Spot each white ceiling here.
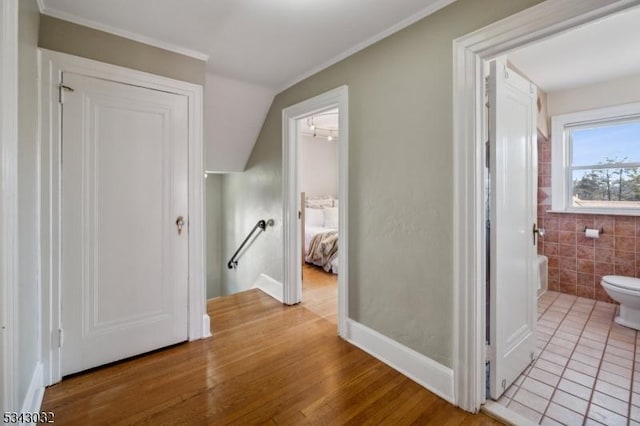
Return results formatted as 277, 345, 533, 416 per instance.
508, 6, 640, 93
40, 0, 456, 90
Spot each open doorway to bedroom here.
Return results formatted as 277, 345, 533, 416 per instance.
298, 109, 339, 324
282, 85, 348, 335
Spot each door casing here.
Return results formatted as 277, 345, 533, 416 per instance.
282, 86, 349, 336
452, 0, 640, 413
0, 0, 19, 412
39, 48, 209, 386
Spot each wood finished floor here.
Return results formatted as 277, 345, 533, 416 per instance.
40, 272, 501, 425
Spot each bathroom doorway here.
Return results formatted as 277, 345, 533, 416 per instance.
451, 0, 640, 418
477, 4, 640, 425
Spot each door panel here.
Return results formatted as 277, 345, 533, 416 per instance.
489, 59, 538, 399
61, 72, 189, 376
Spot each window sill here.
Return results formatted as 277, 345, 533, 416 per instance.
546, 209, 640, 217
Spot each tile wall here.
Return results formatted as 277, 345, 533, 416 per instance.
537, 136, 640, 302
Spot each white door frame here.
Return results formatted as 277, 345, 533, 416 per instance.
452, 0, 640, 412
0, 0, 19, 412
282, 86, 349, 336
39, 49, 210, 386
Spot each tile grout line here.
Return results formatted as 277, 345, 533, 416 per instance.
582, 304, 618, 426
537, 296, 597, 423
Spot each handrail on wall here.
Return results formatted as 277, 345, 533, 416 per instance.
227, 219, 268, 269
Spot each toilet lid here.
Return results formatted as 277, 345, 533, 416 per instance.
602, 275, 640, 291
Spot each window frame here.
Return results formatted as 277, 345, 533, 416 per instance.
551, 101, 640, 216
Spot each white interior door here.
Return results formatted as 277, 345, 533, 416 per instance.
61, 72, 189, 376
488, 59, 538, 399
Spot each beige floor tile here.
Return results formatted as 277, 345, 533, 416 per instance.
567, 359, 598, 377
521, 377, 555, 399
557, 378, 592, 401
570, 351, 600, 367
606, 345, 634, 360
546, 342, 574, 358
575, 343, 604, 359
631, 404, 640, 422
507, 400, 542, 423
550, 337, 576, 351
564, 368, 596, 388
546, 402, 585, 425
588, 403, 628, 426
536, 358, 565, 376
540, 416, 563, 426
595, 379, 630, 402
551, 389, 589, 415
600, 360, 632, 378
540, 350, 569, 367
512, 387, 549, 414
591, 391, 630, 416
529, 367, 561, 387
599, 369, 632, 389
603, 351, 634, 369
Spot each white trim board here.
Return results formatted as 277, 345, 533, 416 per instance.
0, 0, 19, 413
19, 363, 44, 416
282, 86, 349, 337
345, 319, 455, 403
253, 274, 284, 303
39, 48, 209, 386
38, 6, 209, 61
452, 0, 640, 413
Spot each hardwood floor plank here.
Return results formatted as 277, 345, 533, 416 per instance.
40, 286, 500, 425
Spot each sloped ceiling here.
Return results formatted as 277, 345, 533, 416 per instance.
40, 0, 457, 90
39, 0, 457, 171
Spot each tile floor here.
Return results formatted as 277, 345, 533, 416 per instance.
497, 291, 640, 425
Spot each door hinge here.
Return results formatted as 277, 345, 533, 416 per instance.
485, 343, 490, 362
58, 328, 64, 348
501, 379, 506, 390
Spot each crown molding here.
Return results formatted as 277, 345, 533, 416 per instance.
38, 4, 209, 61
276, 0, 457, 93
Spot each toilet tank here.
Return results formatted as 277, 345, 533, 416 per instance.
537, 255, 548, 296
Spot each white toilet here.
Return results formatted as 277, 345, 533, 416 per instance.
601, 275, 640, 330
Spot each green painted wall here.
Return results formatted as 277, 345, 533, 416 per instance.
221, 0, 544, 367
38, 15, 205, 85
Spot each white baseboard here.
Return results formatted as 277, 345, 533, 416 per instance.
202, 314, 212, 338
253, 273, 283, 303
19, 362, 44, 423
345, 319, 455, 403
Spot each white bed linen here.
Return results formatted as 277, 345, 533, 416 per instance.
304, 225, 339, 274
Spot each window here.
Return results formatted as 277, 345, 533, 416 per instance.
551, 103, 640, 215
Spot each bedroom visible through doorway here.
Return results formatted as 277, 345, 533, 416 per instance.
298, 110, 339, 324
282, 85, 348, 335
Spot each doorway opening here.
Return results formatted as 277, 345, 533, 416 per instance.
453, 0, 640, 418
297, 109, 339, 324
482, 6, 640, 424
282, 86, 348, 336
